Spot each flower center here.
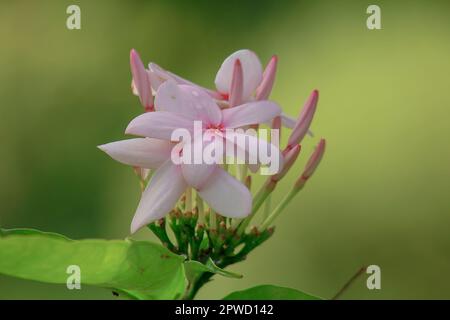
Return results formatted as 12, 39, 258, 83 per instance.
205, 123, 225, 132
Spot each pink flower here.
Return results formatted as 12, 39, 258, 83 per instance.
127, 80, 284, 172
146, 50, 314, 133
147, 49, 277, 104
99, 137, 253, 233
100, 81, 283, 233
131, 48, 314, 136
126, 80, 282, 149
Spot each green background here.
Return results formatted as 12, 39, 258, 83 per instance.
1, 0, 449, 299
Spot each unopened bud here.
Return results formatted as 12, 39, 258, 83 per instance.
272, 144, 301, 182
130, 49, 153, 111
256, 55, 278, 100
287, 90, 319, 148
295, 139, 326, 189
229, 59, 243, 107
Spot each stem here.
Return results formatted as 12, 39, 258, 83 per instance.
183, 272, 215, 300
245, 175, 252, 190
237, 179, 275, 235
231, 218, 242, 229
183, 229, 275, 300
209, 209, 217, 230
263, 193, 272, 220
236, 164, 248, 182
185, 188, 192, 213
260, 187, 299, 230
236, 164, 242, 180
196, 193, 205, 224
332, 267, 367, 300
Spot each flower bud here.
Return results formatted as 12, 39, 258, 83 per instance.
229, 59, 243, 108
295, 139, 326, 189
130, 49, 153, 111
287, 90, 318, 148
271, 115, 282, 145
256, 55, 278, 100
271, 144, 301, 182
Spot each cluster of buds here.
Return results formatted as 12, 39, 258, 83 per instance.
99, 49, 326, 277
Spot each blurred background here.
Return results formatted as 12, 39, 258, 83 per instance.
1, 0, 449, 299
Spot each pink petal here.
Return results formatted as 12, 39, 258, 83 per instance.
98, 138, 172, 169
131, 160, 187, 233
215, 49, 263, 100
154, 80, 198, 118
222, 101, 281, 129
155, 81, 222, 126
130, 49, 153, 110
255, 55, 278, 100
181, 163, 216, 190
287, 90, 319, 148
179, 138, 217, 189
210, 131, 260, 173
126, 111, 195, 141
228, 59, 243, 108
149, 62, 222, 99
223, 132, 284, 175
147, 64, 167, 92
179, 85, 222, 126
198, 167, 252, 218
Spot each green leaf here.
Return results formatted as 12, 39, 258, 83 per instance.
0, 228, 186, 299
0, 228, 70, 240
223, 285, 321, 300
185, 258, 242, 283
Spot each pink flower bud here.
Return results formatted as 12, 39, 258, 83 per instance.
295, 139, 326, 189
272, 115, 282, 144
130, 49, 153, 111
271, 144, 301, 182
287, 90, 319, 148
229, 59, 243, 108
256, 55, 278, 101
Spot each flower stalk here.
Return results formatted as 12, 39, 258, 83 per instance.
185, 188, 192, 213
260, 187, 300, 230
261, 138, 326, 229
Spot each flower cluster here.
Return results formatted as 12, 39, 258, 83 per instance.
99, 49, 325, 278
